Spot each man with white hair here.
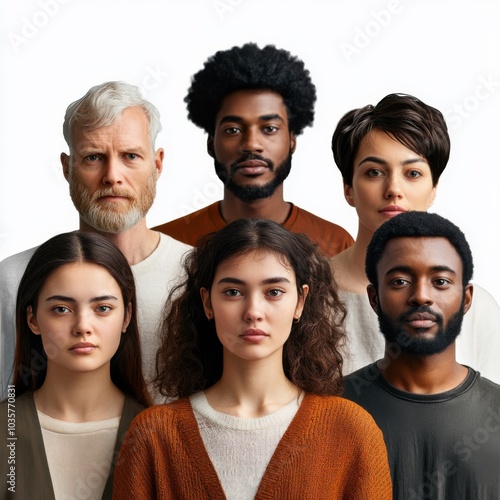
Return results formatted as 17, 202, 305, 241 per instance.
0, 81, 190, 399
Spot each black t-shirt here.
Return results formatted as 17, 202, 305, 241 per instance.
344, 364, 500, 500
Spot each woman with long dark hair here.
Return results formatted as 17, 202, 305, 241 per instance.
0, 231, 150, 499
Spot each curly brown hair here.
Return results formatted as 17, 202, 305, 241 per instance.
155, 219, 346, 399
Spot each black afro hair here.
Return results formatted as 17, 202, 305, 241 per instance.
185, 43, 316, 136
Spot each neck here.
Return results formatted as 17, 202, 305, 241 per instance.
34, 364, 124, 422
377, 343, 469, 394
79, 218, 159, 266
331, 222, 374, 293
219, 187, 291, 224
204, 350, 299, 418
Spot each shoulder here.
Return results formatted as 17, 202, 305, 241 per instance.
127, 398, 192, 432
0, 246, 38, 283
156, 233, 193, 256
151, 203, 222, 246
286, 205, 354, 257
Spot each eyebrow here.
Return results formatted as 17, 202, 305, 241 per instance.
45, 295, 119, 303
357, 156, 427, 168
384, 265, 457, 276
216, 277, 291, 286
218, 114, 285, 126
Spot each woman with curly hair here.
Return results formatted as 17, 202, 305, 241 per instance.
113, 219, 391, 499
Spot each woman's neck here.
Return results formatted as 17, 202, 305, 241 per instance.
34, 365, 124, 422
204, 353, 300, 418
331, 223, 374, 294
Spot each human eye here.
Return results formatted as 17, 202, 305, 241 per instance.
85, 154, 101, 162
263, 125, 279, 134
390, 278, 411, 288
52, 305, 71, 314
365, 168, 384, 178
95, 304, 113, 314
266, 288, 285, 298
223, 288, 242, 297
406, 169, 423, 179
224, 127, 241, 135
433, 278, 452, 288
125, 152, 138, 160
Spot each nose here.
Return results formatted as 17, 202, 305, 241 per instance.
102, 157, 124, 186
243, 295, 264, 323
384, 174, 403, 200
408, 280, 433, 307
72, 311, 93, 337
240, 128, 264, 154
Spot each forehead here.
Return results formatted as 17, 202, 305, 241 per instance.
71, 106, 150, 148
355, 129, 422, 161
377, 236, 463, 278
216, 89, 288, 123
214, 250, 295, 279
39, 262, 121, 295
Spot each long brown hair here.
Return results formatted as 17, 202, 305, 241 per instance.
13, 231, 151, 407
155, 218, 346, 399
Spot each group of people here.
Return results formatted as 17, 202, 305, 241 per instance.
1, 42, 499, 499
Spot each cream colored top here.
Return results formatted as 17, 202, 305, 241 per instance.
38, 411, 120, 499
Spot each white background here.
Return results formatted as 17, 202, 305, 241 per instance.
1, 0, 499, 303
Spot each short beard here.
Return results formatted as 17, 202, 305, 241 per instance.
378, 300, 465, 356
69, 170, 156, 233
213, 152, 292, 202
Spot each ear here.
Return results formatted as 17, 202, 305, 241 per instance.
428, 182, 438, 208
154, 148, 164, 178
344, 182, 355, 208
294, 284, 309, 320
200, 288, 213, 319
462, 283, 473, 315
27, 306, 41, 335
289, 133, 297, 154
61, 152, 71, 181
122, 303, 132, 333
207, 136, 215, 158
367, 284, 379, 314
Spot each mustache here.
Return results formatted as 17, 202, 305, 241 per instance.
399, 305, 443, 325
230, 154, 274, 173
92, 188, 134, 201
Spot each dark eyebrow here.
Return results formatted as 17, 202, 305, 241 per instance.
385, 265, 457, 276
218, 114, 285, 126
45, 295, 119, 303
216, 277, 291, 286
357, 156, 427, 168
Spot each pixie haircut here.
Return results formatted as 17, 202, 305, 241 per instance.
62, 81, 162, 150
365, 211, 473, 289
185, 43, 317, 136
13, 232, 151, 407
332, 93, 450, 186
155, 218, 346, 398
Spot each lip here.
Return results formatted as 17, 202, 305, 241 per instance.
239, 328, 269, 343
235, 160, 269, 175
69, 342, 97, 354
406, 312, 437, 329
379, 205, 407, 218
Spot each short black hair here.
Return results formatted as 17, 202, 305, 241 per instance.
185, 43, 316, 136
332, 93, 450, 186
365, 211, 473, 288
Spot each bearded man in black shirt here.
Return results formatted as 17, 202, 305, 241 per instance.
344, 211, 500, 500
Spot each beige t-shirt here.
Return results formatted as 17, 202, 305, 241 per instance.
38, 411, 120, 499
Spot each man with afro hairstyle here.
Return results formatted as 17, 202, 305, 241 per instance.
153, 43, 353, 257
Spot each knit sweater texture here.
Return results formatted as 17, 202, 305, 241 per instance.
113, 393, 392, 499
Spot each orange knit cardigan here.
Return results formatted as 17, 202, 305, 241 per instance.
113, 393, 392, 499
